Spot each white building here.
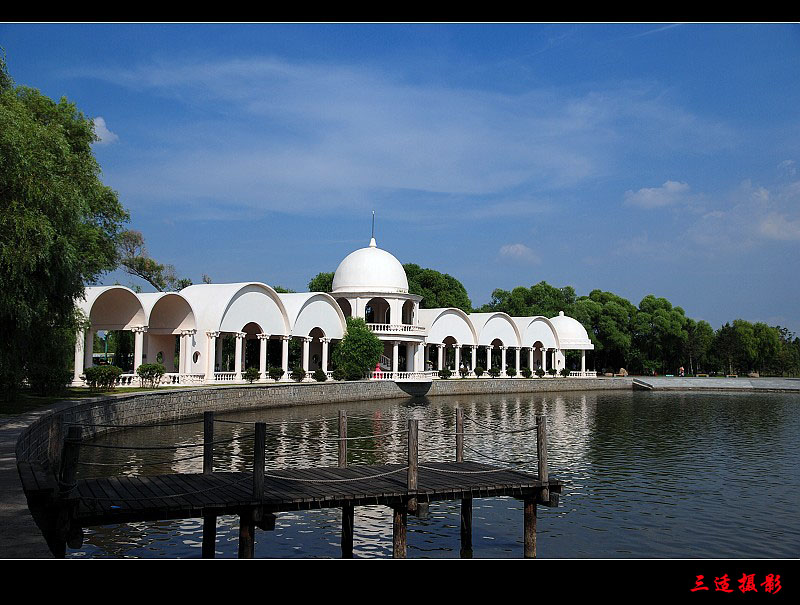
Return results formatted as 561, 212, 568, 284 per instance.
72, 237, 594, 385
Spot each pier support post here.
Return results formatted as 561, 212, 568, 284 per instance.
456, 407, 473, 557
238, 422, 266, 559
51, 425, 82, 558
524, 496, 537, 558
536, 414, 549, 504
342, 503, 354, 558
202, 411, 216, 558
338, 410, 347, 468
238, 513, 255, 559
407, 419, 418, 513
392, 506, 407, 558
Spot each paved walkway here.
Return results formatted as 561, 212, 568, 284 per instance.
632, 376, 800, 392
0, 408, 59, 558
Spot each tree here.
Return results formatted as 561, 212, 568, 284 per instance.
403, 264, 472, 311
476, 281, 576, 317
308, 272, 334, 293
332, 317, 384, 380
118, 230, 191, 291
0, 57, 129, 399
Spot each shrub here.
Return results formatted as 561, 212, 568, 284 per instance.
438, 368, 452, 379
459, 367, 469, 378
474, 366, 485, 378
136, 363, 166, 389
332, 367, 347, 381
313, 368, 327, 382
506, 367, 517, 378
548, 368, 557, 377
268, 366, 284, 382
535, 368, 545, 378
560, 367, 571, 377
332, 317, 384, 380
84, 365, 123, 391
488, 366, 501, 378
290, 366, 306, 382
521, 367, 532, 379
243, 367, 260, 383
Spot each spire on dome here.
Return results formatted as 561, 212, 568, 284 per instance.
370, 210, 376, 247
369, 237, 377, 248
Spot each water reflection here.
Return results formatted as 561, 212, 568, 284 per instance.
70, 390, 800, 559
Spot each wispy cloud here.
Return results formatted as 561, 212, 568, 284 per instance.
624, 181, 691, 208
499, 243, 540, 264
72, 56, 734, 219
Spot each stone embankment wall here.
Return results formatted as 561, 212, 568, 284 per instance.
16, 378, 633, 469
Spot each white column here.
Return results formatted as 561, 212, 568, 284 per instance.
132, 326, 147, 373
321, 338, 330, 372
258, 333, 270, 381
302, 336, 312, 374
486, 345, 492, 371
454, 344, 461, 373
500, 346, 507, 376
84, 328, 94, 370
581, 350, 586, 374
543, 348, 548, 374
281, 336, 290, 380
515, 347, 521, 372
234, 332, 245, 380
216, 335, 224, 370
72, 330, 86, 385
529, 347, 535, 370
206, 331, 220, 383
437, 344, 444, 370
406, 343, 413, 372
471, 345, 477, 372
392, 341, 400, 373
182, 330, 196, 374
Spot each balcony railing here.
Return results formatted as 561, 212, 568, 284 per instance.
366, 323, 426, 334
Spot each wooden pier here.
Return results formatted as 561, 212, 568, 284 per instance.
19, 409, 561, 559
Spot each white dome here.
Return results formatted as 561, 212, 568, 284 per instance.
549, 311, 593, 349
332, 238, 409, 294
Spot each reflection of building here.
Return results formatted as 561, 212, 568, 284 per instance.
72, 236, 593, 385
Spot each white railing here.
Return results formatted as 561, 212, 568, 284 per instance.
568, 371, 598, 378
213, 372, 238, 382
366, 323, 426, 334
368, 370, 437, 381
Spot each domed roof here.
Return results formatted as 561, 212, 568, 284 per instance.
332, 238, 409, 294
549, 311, 594, 349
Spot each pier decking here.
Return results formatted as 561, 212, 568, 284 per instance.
20, 409, 561, 559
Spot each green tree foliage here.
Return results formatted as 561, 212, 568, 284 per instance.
572, 290, 637, 372
272, 286, 296, 293
403, 264, 472, 311
476, 281, 576, 317
332, 317, 384, 380
118, 230, 191, 291
631, 295, 688, 374
308, 272, 334, 293
0, 57, 129, 399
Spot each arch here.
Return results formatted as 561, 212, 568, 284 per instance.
83, 286, 146, 330
281, 293, 346, 340
365, 297, 391, 324
144, 293, 196, 335
470, 312, 521, 347
402, 300, 414, 325
337, 298, 352, 318
515, 316, 559, 350
217, 284, 289, 335
419, 308, 477, 345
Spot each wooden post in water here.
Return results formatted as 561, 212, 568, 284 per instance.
239, 422, 266, 559
536, 414, 549, 504
392, 506, 407, 558
339, 410, 354, 558
202, 411, 216, 559
53, 425, 82, 558
338, 409, 347, 468
456, 407, 472, 556
407, 419, 418, 514
523, 496, 537, 558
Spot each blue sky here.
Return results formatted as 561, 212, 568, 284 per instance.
3, 23, 800, 333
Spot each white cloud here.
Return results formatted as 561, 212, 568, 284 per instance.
624, 180, 690, 208
92, 117, 119, 145
499, 243, 540, 264
758, 212, 800, 241
778, 159, 797, 178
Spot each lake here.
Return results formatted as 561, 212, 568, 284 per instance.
67, 389, 800, 559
